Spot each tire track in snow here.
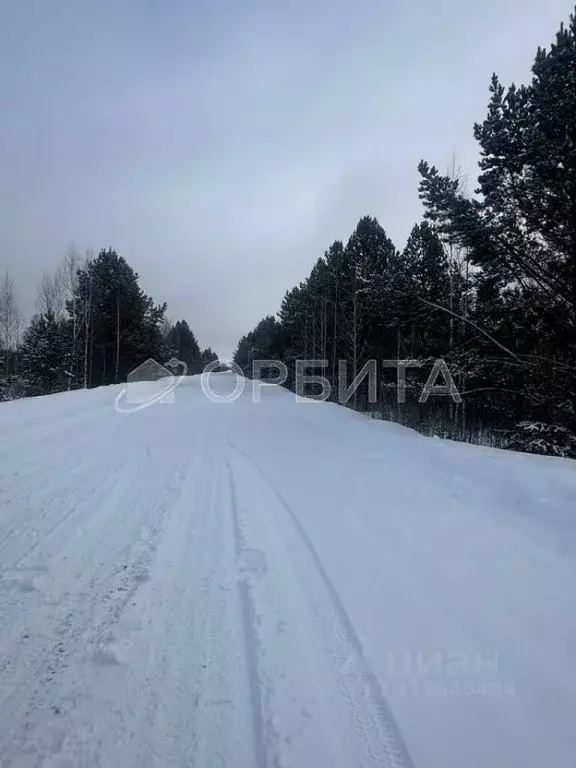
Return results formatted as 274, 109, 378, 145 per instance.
60, 453, 255, 768
0, 454, 193, 764
227, 460, 269, 768
228, 443, 416, 768
0, 448, 123, 571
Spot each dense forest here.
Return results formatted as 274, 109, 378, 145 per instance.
0, 247, 217, 400
234, 10, 576, 458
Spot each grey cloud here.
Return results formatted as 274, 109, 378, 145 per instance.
0, 0, 570, 358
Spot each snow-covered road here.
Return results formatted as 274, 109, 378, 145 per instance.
1, 375, 576, 767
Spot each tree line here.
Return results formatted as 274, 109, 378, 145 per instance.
234, 9, 576, 458
0, 247, 217, 400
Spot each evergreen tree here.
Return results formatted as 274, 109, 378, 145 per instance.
417, 8, 576, 453
199, 347, 218, 370
339, 219, 395, 405
166, 319, 202, 373
69, 248, 166, 388
20, 312, 73, 396
234, 316, 282, 379
401, 222, 451, 358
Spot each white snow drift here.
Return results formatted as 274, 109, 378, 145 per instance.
0, 375, 575, 767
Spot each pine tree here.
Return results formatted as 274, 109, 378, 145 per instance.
199, 347, 218, 370
417, 8, 576, 453
20, 312, 73, 396
69, 248, 166, 388
401, 222, 451, 358
166, 320, 202, 373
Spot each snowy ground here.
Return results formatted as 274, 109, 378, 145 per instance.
1, 374, 575, 768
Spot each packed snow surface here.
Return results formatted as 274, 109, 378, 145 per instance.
1, 374, 575, 767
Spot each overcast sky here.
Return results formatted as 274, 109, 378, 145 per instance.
0, 0, 571, 359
